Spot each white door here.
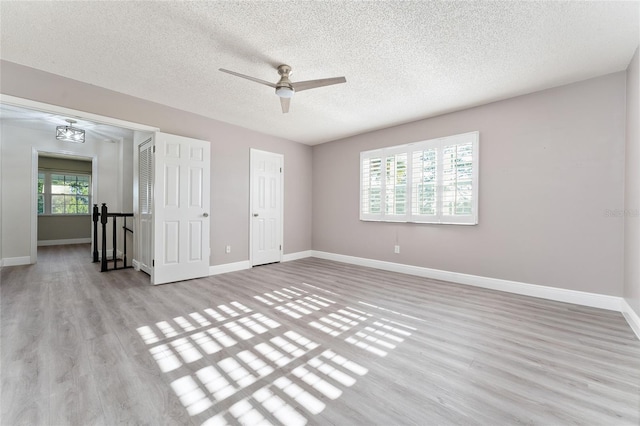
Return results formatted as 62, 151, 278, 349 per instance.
137, 137, 153, 275
250, 149, 283, 266
153, 132, 210, 285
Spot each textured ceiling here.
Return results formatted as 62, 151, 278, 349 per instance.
1, 1, 638, 145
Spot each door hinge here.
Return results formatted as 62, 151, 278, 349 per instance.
279, 245, 282, 251
153, 146, 156, 153
152, 259, 155, 266
280, 167, 282, 173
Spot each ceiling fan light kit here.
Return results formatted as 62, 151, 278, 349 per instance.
219, 64, 346, 113
275, 87, 295, 98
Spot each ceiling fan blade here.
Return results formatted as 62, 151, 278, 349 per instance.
219, 68, 277, 88
291, 76, 346, 92
280, 97, 290, 114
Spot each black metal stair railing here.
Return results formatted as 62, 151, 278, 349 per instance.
92, 203, 134, 272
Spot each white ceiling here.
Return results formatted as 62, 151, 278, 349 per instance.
0, 103, 134, 144
1, 1, 638, 145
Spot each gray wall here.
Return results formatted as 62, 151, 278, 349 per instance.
624, 47, 640, 317
37, 155, 92, 242
0, 60, 313, 266
313, 72, 626, 296
38, 216, 91, 241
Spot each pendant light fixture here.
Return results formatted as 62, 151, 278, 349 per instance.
56, 119, 85, 143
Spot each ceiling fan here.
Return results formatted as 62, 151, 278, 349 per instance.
219, 64, 346, 113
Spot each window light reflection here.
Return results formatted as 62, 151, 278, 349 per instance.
156, 321, 178, 338
170, 375, 212, 416
253, 387, 307, 426
171, 337, 203, 363
204, 308, 226, 322
196, 366, 236, 402
137, 288, 418, 426
136, 326, 159, 344
291, 366, 342, 400
190, 331, 222, 355
189, 312, 211, 327
224, 321, 255, 340
173, 316, 196, 332
273, 376, 325, 414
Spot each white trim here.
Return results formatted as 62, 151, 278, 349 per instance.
0, 259, 4, 268
622, 299, 640, 340
32, 149, 98, 265
209, 260, 252, 276
38, 238, 91, 246
283, 250, 313, 262
3, 256, 31, 267
311, 251, 623, 312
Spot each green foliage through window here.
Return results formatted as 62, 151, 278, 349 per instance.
38, 171, 91, 215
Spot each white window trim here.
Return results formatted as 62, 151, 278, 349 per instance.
38, 169, 92, 216
360, 131, 479, 225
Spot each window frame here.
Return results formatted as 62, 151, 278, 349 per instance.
360, 131, 479, 225
37, 169, 92, 216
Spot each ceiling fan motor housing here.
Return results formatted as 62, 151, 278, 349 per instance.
276, 64, 295, 98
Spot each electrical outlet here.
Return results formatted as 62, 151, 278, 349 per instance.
394, 245, 400, 254
225, 245, 231, 254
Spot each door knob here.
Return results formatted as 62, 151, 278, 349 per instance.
203, 213, 209, 217
253, 213, 259, 217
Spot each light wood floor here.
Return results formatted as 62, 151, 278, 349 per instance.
2, 244, 639, 426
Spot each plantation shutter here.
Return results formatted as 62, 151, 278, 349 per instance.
360, 131, 478, 225
439, 133, 478, 224
410, 147, 438, 223
360, 151, 383, 220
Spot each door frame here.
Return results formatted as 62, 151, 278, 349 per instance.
249, 148, 284, 266
30, 149, 98, 264
1, 94, 159, 264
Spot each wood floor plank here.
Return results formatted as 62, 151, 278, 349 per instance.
2, 245, 639, 425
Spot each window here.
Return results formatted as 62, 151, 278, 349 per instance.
38, 170, 91, 215
360, 131, 478, 224
37, 172, 45, 214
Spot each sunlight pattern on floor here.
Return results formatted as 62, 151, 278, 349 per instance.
344, 317, 415, 357
309, 307, 372, 337
200, 348, 368, 426
137, 284, 417, 426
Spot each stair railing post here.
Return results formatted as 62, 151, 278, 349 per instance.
101, 203, 108, 272
123, 217, 128, 268
92, 204, 99, 263
112, 213, 118, 269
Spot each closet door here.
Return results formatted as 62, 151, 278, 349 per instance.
137, 137, 154, 275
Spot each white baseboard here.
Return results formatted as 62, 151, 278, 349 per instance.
205, 251, 310, 277
311, 251, 623, 312
2, 256, 31, 267
283, 250, 313, 262
209, 260, 252, 276
622, 299, 640, 340
37, 238, 91, 246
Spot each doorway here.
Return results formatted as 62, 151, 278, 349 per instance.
0, 94, 158, 266
33, 152, 96, 258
